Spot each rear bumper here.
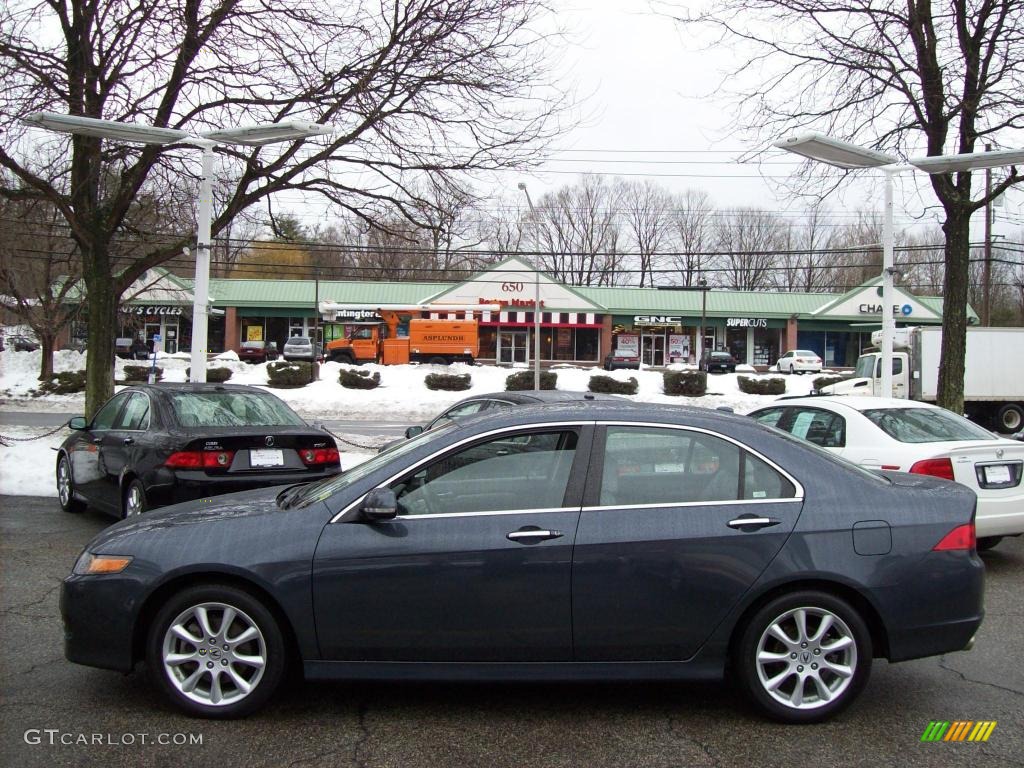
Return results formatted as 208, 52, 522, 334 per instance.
975, 496, 1024, 537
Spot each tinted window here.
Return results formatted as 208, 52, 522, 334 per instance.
600, 427, 741, 505
752, 408, 785, 428
874, 357, 903, 377
91, 392, 131, 430
743, 452, 795, 500
115, 393, 151, 431
169, 391, 307, 427
391, 430, 578, 516
786, 408, 846, 448
862, 408, 994, 443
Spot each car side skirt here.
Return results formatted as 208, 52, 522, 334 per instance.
304, 659, 724, 682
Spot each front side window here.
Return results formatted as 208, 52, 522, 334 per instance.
391, 430, 579, 516
599, 426, 793, 506
786, 408, 846, 448
862, 408, 994, 443
91, 392, 131, 430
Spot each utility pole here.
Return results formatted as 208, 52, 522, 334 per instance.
982, 144, 993, 326
517, 182, 542, 391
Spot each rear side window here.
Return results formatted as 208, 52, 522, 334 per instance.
170, 392, 307, 427
752, 408, 786, 429
115, 393, 151, 431
787, 408, 846, 448
598, 426, 794, 507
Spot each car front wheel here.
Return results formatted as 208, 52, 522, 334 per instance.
56, 455, 85, 513
735, 590, 872, 723
123, 480, 148, 518
147, 584, 286, 719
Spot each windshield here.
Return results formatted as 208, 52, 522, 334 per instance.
289, 420, 460, 508
170, 391, 307, 427
854, 355, 875, 379
862, 407, 995, 443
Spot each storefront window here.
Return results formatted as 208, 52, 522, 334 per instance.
726, 327, 747, 363
753, 327, 778, 367
553, 328, 575, 361
575, 328, 599, 361
479, 328, 497, 359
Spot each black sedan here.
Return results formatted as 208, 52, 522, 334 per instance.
56, 383, 341, 518
62, 401, 983, 723
701, 349, 737, 373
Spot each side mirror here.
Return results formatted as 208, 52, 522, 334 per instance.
360, 487, 398, 521
68, 417, 88, 430
405, 425, 424, 439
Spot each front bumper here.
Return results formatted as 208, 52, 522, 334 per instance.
61, 574, 142, 672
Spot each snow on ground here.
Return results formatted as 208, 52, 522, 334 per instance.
1, 349, 829, 497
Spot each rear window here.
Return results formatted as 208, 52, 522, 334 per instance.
287, 337, 312, 345
862, 408, 994, 443
795, 350, 818, 357
169, 391, 307, 427
711, 352, 732, 359
241, 341, 263, 349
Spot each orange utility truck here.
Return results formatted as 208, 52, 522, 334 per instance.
322, 306, 487, 366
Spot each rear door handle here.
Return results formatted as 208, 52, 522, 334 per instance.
727, 516, 780, 530
507, 529, 563, 544
92, 436, 103, 444
123, 437, 135, 445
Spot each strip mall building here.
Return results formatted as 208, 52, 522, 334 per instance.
71, 257, 961, 369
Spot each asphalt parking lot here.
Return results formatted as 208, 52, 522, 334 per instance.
1, 495, 1021, 768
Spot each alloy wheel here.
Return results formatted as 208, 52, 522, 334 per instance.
125, 484, 145, 516
57, 458, 72, 507
161, 602, 267, 707
754, 606, 858, 710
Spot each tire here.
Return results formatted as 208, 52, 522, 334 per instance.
147, 584, 286, 719
995, 403, 1024, 434
56, 454, 85, 514
122, 479, 148, 518
734, 590, 872, 723
977, 536, 1003, 552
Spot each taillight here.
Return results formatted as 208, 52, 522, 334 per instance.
909, 457, 955, 481
299, 448, 340, 466
165, 450, 234, 469
933, 522, 976, 551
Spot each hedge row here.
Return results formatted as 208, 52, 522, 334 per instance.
36, 370, 87, 395
425, 373, 472, 391
184, 366, 233, 383
812, 374, 848, 391
737, 375, 786, 395
123, 365, 162, 382
505, 370, 557, 390
588, 375, 638, 395
339, 369, 381, 389
662, 370, 707, 396
267, 361, 318, 388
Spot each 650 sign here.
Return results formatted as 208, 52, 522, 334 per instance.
501, 282, 524, 292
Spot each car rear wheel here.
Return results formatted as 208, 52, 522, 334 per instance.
148, 584, 285, 719
123, 480, 148, 518
977, 536, 1003, 551
56, 455, 85, 513
735, 591, 872, 723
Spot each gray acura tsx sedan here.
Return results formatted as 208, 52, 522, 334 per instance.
61, 401, 984, 723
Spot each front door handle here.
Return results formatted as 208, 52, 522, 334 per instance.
727, 516, 780, 531
507, 529, 563, 544
123, 437, 135, 445
92, 436, 103, 444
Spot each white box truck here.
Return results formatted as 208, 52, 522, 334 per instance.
823, 326, 1024, 433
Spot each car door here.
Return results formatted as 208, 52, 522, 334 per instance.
72, 391, 132, 511
98, 392, 154, 510
572, 424, 804, 661
312, 425, 590, 662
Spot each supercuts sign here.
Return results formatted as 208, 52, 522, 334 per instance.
634, 315, 683, 326
726, 317, 767, 328
120, 305, 184, 316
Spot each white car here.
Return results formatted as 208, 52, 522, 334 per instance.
748, 396, 1024, 549
775, 349, 823, 374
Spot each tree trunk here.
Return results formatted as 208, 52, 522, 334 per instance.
936, 212, 972, 414
37, 332, 55, 381
83, 259, 119, 419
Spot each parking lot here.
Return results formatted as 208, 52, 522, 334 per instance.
1, 495, 1021, 768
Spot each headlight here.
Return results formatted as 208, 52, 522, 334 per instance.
73, 552, 134, 575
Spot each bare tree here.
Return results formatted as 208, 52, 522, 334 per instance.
531, 175, 624, 286
0, 0, 567, 415
681, 0, 1024, 412
668, 189, 716, 286
618, 179, 673, 287
0, 197, 82, 379
713, 207, 786, 290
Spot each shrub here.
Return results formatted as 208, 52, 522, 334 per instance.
339, 369, 381, 389
505, 370, 557, 391
123, 365, 162, 382
812, 374, 848, 391
737, 375, 786, 396
662, 370, 707, 397
37, 370, 86, 395
425, 373, 471, 391
184, 366, 233, 383
267, 360, 318, 388
588, 375, 638, 395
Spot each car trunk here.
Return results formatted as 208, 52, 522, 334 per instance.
173, 426, 337, 473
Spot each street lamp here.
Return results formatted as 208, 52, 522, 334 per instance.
24, 112, 332, 382
697, 278, 708, 367
773, 132, 1024, 397
517, 182, 542, 391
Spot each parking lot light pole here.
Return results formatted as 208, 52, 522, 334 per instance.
698, 278, 708, 366
772, 132, 1024, 398
517, 182, 542, 391
24, 113, 332, 383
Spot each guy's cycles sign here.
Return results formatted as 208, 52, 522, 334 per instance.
120, 305, 184, 316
